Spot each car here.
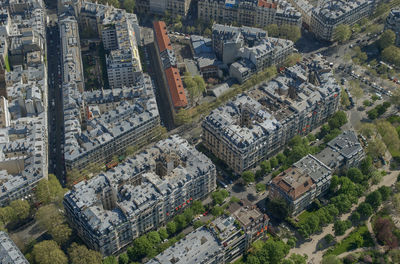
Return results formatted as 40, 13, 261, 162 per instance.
203, 211, 208, 216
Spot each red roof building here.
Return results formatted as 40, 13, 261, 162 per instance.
153, 21, 188, 109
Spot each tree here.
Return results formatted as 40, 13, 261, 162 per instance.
377, 186, 391, 201
365, 191, 382, 209
382, 45, 400, 67
35, 174, 66, 205
68, 243, 102, 264
10, 200, 30, 221
175, 109, 192, 125
191, 200, 205, 214
347, 168, 365, 183
349, 80, 363, 99
374, 217, 399, 249
360, 156, 373, 175
257, 239, 289, 264
334, 220, 351, 236
203, 28, 212, 37
211, 206, 224, 216
287, 254, 307, 264
32, 240, 68, 264
103, 256, 117, 264
378, 29, 396, 50
211, 189, 229, 205
280, 25, 301, 42
266, 24, 279, 37
118, 253, 129, 264
322, 255, 342, 264
166, 221, 176, 235
267, 198, 290, 219
36, 204, 71, 245
334, 24, 351, 43
270, 157, 279, 168
159, 228, 169, 241
367, 139, 386, 159
128, 236, 155, 261
147, 231, 161, 245
357, 202, 373, 218
260, 160, 271, 174
242, 170, 255, 183
174, 214, 187, 231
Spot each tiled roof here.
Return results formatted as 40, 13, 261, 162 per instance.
153, 21, 171, 52
165, 67, 187, 108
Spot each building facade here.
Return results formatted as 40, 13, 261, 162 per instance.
198, 0, 301, 28
310, 0, 376, 41
64, 136, 217, 256
269, 154, 332, 215
135, 0, 193, 17
385, 8, 400, 46
202, 54, 340, 174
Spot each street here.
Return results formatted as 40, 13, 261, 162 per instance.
46, 24, 66, 186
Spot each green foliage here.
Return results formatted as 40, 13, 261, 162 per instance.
269, 157, 279, 168
256, 183, 266, 193
122, 0, 135, 13
378, 30, 396, 50
211, 206, 224, 216
382, 45, 400, 67
347, 168, 365, 184
10, 200, 30, 221
118, 253, 129, 264
365, 191, 382, 209
128, 236, 155, 261
191, 200, 205, 214
357, 202, 373, 218
35, 174, 66, 205
174, 109, 192, 125
36, 204, 71, 245
322, 255, 342, 264
230, 196, 240, 204
211, 189, 229, 205
166, 221, 176, 236
103, 256, 117, 264
4, 55, 10, 72
68, 243, 102, 264
367, 139, 386, 159
284, 53, 302, 67
32, 240, 68, 264
348, 80, 363, 99
377, 186, 391, 201
265, 24, 279, 37
334, 24, 351, 43
279, 25, 301, 42
242, 170, 255, 183
193, 220, 204, 229
267, 198, 290, 219
328, 225, 374, 256
334, 220, 352, 236
147, 231, 161, 245
158, 227, 169, 241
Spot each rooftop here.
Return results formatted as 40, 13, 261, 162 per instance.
0, 231, 29, 264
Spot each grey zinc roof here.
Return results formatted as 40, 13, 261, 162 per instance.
204, 54, 340, 149
146, 227, 222, 264
294, 154, 331, 182
64, 136, 215, 236
326, 130, 362, 159
0, 231, 29, 264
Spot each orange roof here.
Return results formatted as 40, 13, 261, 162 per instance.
153, 21, 172, 52
258, 0, 277, 8
165, 67, 187, 108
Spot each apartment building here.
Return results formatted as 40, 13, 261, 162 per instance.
153, 21, 188, 109
0, 231, 29, 264
269, 154, 332, 215
316, 130, 365, 171
64, 136, 217, 256
198, 0, 301, 28
287, 0, 313, 26
135, 0, 192, 17
148, 205, 269, 264
202, 54, 340, 174
60, 6, 161, 176
310, 0, 376, 41
0, 0, 48, 206
385, 8, 400, 46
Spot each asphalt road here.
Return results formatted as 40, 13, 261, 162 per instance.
46, 24, 66, 186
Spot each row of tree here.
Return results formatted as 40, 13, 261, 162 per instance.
96, 0, 135, 13
28, 240, 102, 264
265, 24, 301, 43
